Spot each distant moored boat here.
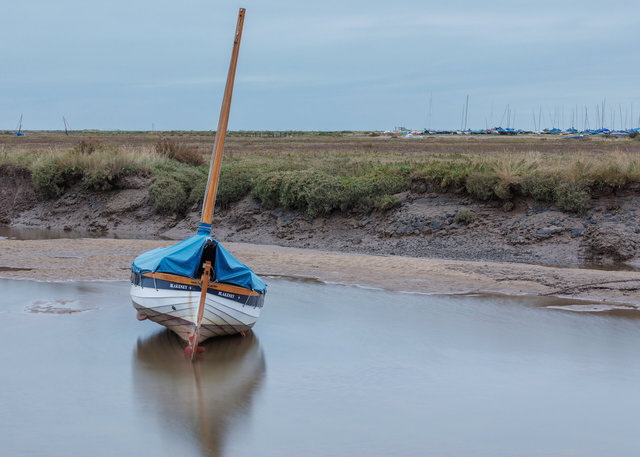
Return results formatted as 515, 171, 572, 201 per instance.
14, 114, 24, 136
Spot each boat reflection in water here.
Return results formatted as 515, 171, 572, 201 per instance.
134, 331, 265, 456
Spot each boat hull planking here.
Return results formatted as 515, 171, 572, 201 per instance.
130, 273, 264, 342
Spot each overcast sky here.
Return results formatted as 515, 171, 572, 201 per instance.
2, 0, 639, 131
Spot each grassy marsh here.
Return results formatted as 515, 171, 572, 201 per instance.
1, 131, 639, 216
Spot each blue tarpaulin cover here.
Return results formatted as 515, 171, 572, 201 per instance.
131, 223, 266, 293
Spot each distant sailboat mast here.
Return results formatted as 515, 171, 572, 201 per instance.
611, 108, 615, 131
489, 102, 494, 128
619, 104, 624, 131
500, 105, 507, 127
570, 110, 574, 130
538, 106, 542, 131
14, 114, 24, 136
464, 95, 469, 131
584, 106, 590, 131
427, 92, 433, 131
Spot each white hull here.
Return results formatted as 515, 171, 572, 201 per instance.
130, 283, 261, 342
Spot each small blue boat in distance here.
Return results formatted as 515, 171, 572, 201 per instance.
14, 114, 24, 136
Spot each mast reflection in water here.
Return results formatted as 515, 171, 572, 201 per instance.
134, 331, 265, 456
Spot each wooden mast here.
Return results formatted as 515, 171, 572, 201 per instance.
188, 8, 245, 361
201, 7, 245, 226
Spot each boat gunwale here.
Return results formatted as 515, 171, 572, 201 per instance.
139, 271, 263, 297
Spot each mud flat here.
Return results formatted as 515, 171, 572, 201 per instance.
0, 238, 638, 311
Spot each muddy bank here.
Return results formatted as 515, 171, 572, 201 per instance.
0, 238, 638, 310
2, 166, 640, 269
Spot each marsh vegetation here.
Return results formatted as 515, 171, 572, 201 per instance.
1, 131, 639, 216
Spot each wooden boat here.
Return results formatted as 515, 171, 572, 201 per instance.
130, 8, 266, 359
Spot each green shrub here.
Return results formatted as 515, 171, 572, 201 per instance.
553, 181, 591, 213
149, 166, 207, 214
216, 168, 253, 207
32, 159, 65, 198
340, 174, 409, 213
170, 166, 206, 192
465, 173, 495, 201
521, 172, 560, 202
299, 172, 343, 217
149, 174, 189, 214
253, 172, 286, 209
412, 161, 474, 188
188, 177, 207, 206
279, 171, 343, 217
184, 167, 251, 208
372, 194, 400, 211
277, 172, 310, 210
252, 169, 409, 217
492, 181, 512, 200
454, 208, 476, 224
84, 168, 115, 191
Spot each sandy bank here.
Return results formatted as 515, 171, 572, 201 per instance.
0, 238, 638, 310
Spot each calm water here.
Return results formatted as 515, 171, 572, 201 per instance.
1, 278, 640, 457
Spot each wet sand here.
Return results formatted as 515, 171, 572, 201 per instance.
0, 238, 638, 309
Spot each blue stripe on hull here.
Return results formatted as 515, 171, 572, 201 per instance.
131, 273, 265, 308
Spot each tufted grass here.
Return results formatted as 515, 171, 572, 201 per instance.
1, 132, 640, 215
